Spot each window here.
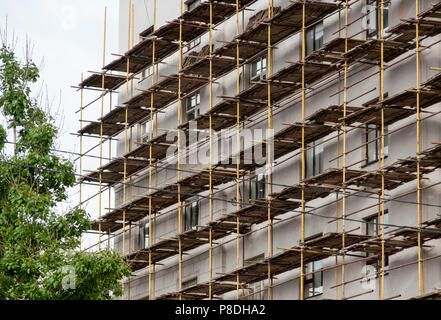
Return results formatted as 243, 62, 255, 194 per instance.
185, 92, 201, 121
138, 220, 149, 250
365, 212, 390, 276
245, 254, 267, 300
304, 260, 323, 299
250, 56, 267, 83
366, 0, 389, 39
249, 173, 266, 200
186, 0, 201, 11
365, 124, 388, 165
306, 21, 324, 56
184, 201, 199, 231
305, 139, 323, 179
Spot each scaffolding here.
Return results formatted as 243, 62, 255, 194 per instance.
76, 0, 441, 300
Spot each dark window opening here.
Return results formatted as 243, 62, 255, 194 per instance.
306, 21, 324, 56
138, 220, 149, 250
249, 173, 266, 200
184, 201, 199, 231
185, 92, 201, 121
305, 139, 324, 179
303, 260, 323, 299
250, 56, 267, 83
365, 123, 389, 165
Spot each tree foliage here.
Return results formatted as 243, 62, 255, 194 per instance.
0, 41, 130, 300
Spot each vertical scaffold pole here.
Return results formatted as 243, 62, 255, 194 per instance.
342, 0, 349, 300
415, 0, 424, 297
148, 0, 157, 301
267, 0, 274, 301
300, 1, 306, 301
335, 4, 342, 300
379, 0, 386, 301
79, 73, 84, 250
235, 0, 241, 300
108, 75, 113, 250
122, 0, 132, 299
178, 0, 183, 299
209, 0, 214, 301
127, 4, 134, 301
99, 7, 107, 251
128, 4, 136, 301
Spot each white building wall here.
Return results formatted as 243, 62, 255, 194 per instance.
111, 0, 441, 300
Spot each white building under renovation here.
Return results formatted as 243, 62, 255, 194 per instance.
78, 0, 441, 300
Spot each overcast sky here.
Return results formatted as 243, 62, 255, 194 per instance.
0, 1, 122, 249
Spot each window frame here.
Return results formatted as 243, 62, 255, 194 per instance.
305, 21, 324, 56
249, 173, 266, 201
184, 200, 199, 232
303, 260, 323, 299
138, 220, 150, 250
250, 56, 267, 83
305, 139, 324, 179
185, 92, 201, 121
365, 123, 389, 166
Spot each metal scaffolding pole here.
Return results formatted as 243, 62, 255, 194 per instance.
415, 0, 424, 297
99, 7, 107, 251
76, 0, 441, 301
148, 0, 157, 301
379, 0, 386, 301
79, 72, 84, 251
178, 0, 184, 300
300, 0, 306, 301
267, 0, 274, 301
342, 0, 349, 300
209, 0, 214, 301
235, 0, 241, 301
121, 0, 132, 299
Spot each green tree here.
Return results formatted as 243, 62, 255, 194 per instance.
0, 40, 130, 299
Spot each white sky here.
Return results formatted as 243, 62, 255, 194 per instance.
0, 0, 121, 249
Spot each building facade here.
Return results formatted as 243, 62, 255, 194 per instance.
79, 0, 441, 300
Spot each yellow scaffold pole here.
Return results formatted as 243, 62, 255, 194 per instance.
267, 0, 274, 301
300, 1, 306, 301
379, 0, 386, 301
178, 0, 184, 299
79, 72, 84, 250
235, 0, 241, 300
342, 0, 349, 300
209, 0, 214, 301
148, 0, 157, 300
122, 0, 132, 299
99, 7, 107, 251
335, 4, 342, 300
415, 0, 424, 297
